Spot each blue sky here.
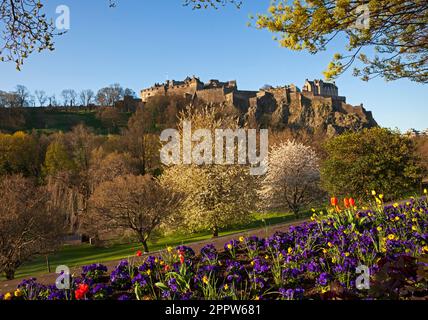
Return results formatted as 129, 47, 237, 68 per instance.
0, 0, 426, 131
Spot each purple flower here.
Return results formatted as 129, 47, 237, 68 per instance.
317, 272, 330, 286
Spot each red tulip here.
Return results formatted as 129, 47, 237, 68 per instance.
179, 250, 185, 264
136, 250, 142, 257
75, 283, 89, 300
349, 198, 356, 207
330, 197, 338, 207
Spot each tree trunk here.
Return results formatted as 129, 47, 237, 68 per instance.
212, 226, 219, 238
5, 268, 15, 280
142, 241, 149, 253
293, 206, 300, 219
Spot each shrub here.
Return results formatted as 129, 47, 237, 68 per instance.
321, 128, 423, 200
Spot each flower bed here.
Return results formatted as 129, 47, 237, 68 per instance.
2, 197, 427, 300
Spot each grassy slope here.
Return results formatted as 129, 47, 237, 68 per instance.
0, 108, 130, 134
4, 211, 312, 280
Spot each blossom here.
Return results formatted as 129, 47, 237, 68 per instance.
136, 250, 142, 257
387, 234, 397, 241
330, 197, 338, 206
344, 198, 350, 208
14, 289, 22, 297
349, 198, 356, 207
75, 283, 89, 300
178, 251, 185, 264
4, 292, 12, 300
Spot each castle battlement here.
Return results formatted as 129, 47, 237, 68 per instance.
140, 77, 349, 109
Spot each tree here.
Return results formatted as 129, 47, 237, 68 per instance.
79, 89, 95, 107
49, 95, 59, 107
321, 128, 424, 200
0, 175, 64, 280
160, 105, 258, 237
96, 107, 123, 132
35, 90, 48, 107
254, 1, 428, 83
162, 164, 256, 237
121, 106, 163, 175
0, 91, 19, 108
88, 149, 138, 191
89, 174, 182, 252
124, 88, 136, 98
0, 131, 40, 177
43, 139, 75, 177
15, 85, 30, 107
260, 140, 321, 217
0, 0, 57, 70
96, 84, 124, 107
61, 89, 77, 107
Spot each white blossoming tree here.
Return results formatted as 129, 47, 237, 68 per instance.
160, 105, 258, 237
260, 140, 321, 217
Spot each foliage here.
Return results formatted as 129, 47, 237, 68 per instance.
0, 131, 40, 176
254, 0, 428, 83
43, 138, 75, 177
321, 128, 424, 200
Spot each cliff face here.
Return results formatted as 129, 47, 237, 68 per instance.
244, 89, 377, 135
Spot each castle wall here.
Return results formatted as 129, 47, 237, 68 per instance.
195, 88, 228, 104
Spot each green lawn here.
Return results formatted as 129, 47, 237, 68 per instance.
2, 210, 312, 281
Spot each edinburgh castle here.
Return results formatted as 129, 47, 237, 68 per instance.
140, 76, 377, 135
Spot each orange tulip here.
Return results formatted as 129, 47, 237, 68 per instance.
331, 197, 338, 206
344, 198, 350, 208
349, 198, 356, 207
